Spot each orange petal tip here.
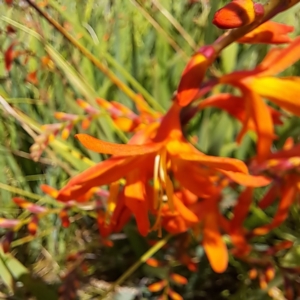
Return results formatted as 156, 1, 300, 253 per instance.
238, 21, 294, 44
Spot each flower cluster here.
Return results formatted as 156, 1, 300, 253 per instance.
5, 0, 300, 282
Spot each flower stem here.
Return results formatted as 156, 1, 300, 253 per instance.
99, 233, 173, 299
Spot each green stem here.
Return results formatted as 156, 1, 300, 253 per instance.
99, 233, 173, 299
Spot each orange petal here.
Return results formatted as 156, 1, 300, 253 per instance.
109, 192, 132, 234
230, 188, 253, 230
213, 0, 258, 29
219, 170, 271, 187
57, 156, 139, 201
257, 37, 300, 76
238, 21, 293, 44
168, 289, 183, 300
26, 70, 39, 85
173, 193, 199, 223
113, 117, 136, 132
172, 159, 217, 198
170, 273, 188, 285
162, 215, 188, 234
148, 280, 167, 292
244, 88, 274, 161
249, 77, 300, 116
178, 152, 248, 173
198, 93, 283, 126
146, 258, 161, 267
176, 50, 213, 106
41, 184, 59, 198
124, 171, 149, 236
76, 134, 162, 156
203, 207, 228, 273
253, 179, 297, 235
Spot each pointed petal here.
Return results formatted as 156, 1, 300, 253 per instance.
244, 88, 274, 161
148, 280, 167, 292
198, 93, 283, 125
203, 204, 228, 273
219, 170, 271, 187
111, 192, 132, 233
173, 193, 199, 223
249, 77, 300, 116
257, 37, 300, 76
124, 171, 149, 236
41, 184, 59, 198
176, 49, 214, 106
76, 134, 162, 156
178, 152, 249, 173
238, 21, 293, 44
57, 156, 140, 201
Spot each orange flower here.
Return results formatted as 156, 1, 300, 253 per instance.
238, 21, 293, 44
56, 102, 269, 237
219, 37, 300, 161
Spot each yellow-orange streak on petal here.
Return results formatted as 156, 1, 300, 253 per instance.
213, 0, 255, 29
40, 184, 58, 198
76, 134, 162, 155
176, 53, 210, 107
249, 77, 300, 116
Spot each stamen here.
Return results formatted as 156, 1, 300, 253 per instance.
160, 148, 174, 212
153, 154, 161, 209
